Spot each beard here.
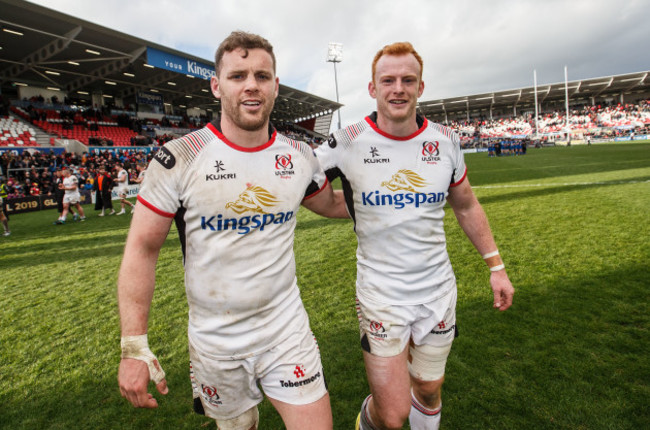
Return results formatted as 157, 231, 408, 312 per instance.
221, 97, 276, 132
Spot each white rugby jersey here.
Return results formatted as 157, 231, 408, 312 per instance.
117, 168, 129, 189
138, 121, 327, 359
63, 175, 79, 196
316, 113, 467, 305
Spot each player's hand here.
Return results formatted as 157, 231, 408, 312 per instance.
118, 358, 168, 408
490, 270, 514, 311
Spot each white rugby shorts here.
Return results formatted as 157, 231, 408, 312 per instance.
63, 193, 81, 205
356, 287, 457, 357
189, 322, 328, 420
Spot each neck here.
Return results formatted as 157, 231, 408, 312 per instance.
219, 115, 270, 148
376, 113, 419, 138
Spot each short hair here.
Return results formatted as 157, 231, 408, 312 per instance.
371, 42, 423, 83
214, 31, 276, 76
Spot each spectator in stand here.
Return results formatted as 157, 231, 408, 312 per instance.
29, 182, 41, 196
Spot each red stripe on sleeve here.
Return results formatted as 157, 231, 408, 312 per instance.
303, 177, 329, 200
450, 167, 468, 187
137, 195, 176, 218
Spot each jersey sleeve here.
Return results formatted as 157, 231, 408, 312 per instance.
314, 134, 342, 182
449, 130, 467, 187
137, 142, 186, 217
302, 143, 328, 199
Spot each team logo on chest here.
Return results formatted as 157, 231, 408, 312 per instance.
206, 160, 236, 181
421, 141, 441, 164
364, 146, 390, 164
275, 154, 295, 178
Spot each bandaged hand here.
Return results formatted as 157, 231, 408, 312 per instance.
121, 334, 166, 384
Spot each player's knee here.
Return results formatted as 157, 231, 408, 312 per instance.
215, 406, 259, 430
375, 410, 409, 430
373, 400, 410, 430
413, 380, 443, 407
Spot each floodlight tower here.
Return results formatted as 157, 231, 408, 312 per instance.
327, 42, 343, 130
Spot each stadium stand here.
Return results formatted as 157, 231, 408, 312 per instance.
0, 116, 38, 147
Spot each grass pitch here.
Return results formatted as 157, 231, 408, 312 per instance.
0, 143, 648, 429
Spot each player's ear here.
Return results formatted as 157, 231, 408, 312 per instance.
210, 76, 221, 99
418, 80, 425, 98
274, 77, 279, 99
368, 81, 377, 99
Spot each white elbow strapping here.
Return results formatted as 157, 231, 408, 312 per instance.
121, 334, 166, 384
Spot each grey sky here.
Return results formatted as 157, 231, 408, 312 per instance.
28, 0, 650, 128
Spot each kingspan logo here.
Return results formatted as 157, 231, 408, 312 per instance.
201, 185, 294, 234
186, 61, 216, 80
361, 169, 445, 209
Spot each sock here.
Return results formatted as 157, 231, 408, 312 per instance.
359, 395, 379, 430
2, 220, 8, 232
409, 390, 441, 430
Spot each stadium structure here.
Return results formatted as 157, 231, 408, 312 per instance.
0, 0, 341, 140
418, 73, 650, 125
0, 0, 648, 148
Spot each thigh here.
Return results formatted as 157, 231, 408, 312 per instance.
268, 392, 332, 430
411, 288, 457, 347
189, 342, 262, 421
409, 289, 458, 381
258, 323, 328, 407
363, 346, 412, 418
356, 295, 413, 357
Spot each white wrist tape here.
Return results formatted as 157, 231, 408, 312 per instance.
482, 250, 499, 259
121, 334, 166, 384
490, 264, 506, 272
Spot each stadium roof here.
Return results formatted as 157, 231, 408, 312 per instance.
0, 0, 341, 131
418, 71, 650, 122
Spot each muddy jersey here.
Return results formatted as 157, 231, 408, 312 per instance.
116, 168, 129, 193
63, 175, 80, 197
138, 121, 327, 359
316, 113, 467, 305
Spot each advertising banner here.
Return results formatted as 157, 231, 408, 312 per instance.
146, 46, 215, 80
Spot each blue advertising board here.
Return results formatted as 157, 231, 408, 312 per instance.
146, 46, 215, 80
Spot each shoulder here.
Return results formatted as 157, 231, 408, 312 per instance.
274, 133, 316, 161
151, 126, 216, 171
426, 120, 461, 146
328, 117, 372, 150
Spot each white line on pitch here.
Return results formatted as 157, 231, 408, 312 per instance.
473, 179, 650, 189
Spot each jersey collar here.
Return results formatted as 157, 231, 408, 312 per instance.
365, 111, 428, 141
207, 117, 277, 152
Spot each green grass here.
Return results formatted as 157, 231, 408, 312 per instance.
1, 143, 649, 429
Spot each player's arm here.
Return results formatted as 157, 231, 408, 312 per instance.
117, 204, 173, 408
302, 182, 349, 218
447, 179, 514, 311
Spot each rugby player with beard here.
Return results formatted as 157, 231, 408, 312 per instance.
117, 31, 346, 430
